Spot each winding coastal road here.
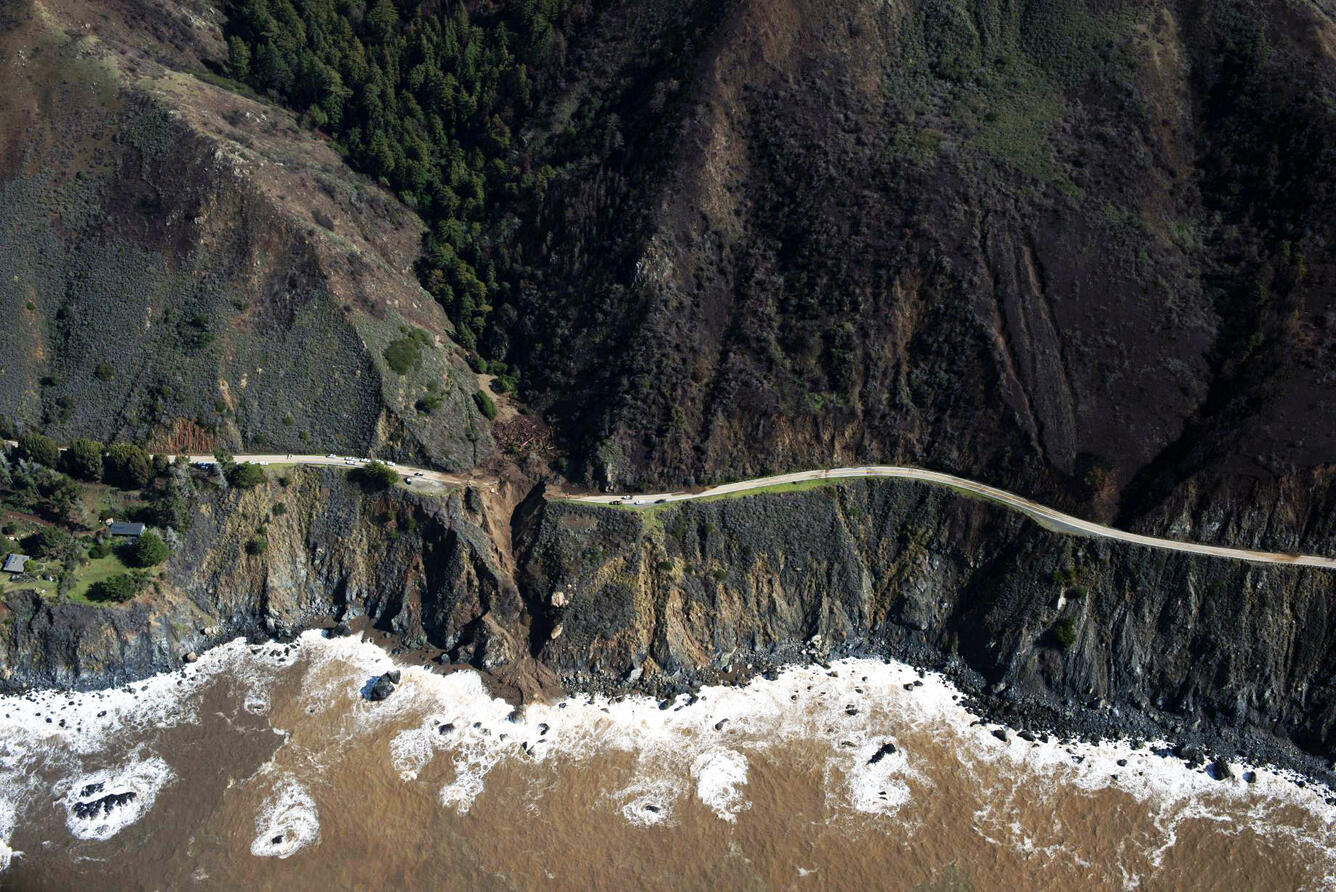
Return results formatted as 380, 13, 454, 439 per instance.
182, 453, 482, 491
559, 465, 1336, 570
12, 442, 1332, 569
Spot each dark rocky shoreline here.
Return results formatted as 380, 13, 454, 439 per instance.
562, 635, 1336, 796
3, 469, 1336, 793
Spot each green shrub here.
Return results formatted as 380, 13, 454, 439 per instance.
415, 392, 444, 414
105, 442, 153, 489
245, 533, 268, 555
60, 438, 104, 481
351, 460, 399, 490
227, 462, 266, 488
1051, 617, 1078, 649
39, 473, 82, 522
126, 530, 170, 567
145, 488, 191, 530
271, 502, 287, 516
16, 432, 59, 467
473, 390, 497, 420
94, 361, 116, 381
88, 539, 113, 559
24, 525, 72, 559
89, 572, 144, 603
384, 328, 431, 375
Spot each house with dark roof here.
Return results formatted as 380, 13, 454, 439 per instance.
3, 553, 29, 574
109, 521, 146, 538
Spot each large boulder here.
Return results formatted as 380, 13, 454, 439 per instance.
366, 673, 397, 702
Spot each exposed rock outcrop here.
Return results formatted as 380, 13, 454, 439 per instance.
3, 472, 1336, 781
517, 479, 1336, 774
0, 467, 516, 690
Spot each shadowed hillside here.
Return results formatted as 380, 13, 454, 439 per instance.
489, 0, 1336, 537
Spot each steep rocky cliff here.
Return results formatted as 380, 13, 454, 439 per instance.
0, 467, 520, 690
518, 480, 1336, 771
8, 472, 1332, 775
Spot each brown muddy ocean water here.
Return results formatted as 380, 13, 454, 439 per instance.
1, 631, 1331, 891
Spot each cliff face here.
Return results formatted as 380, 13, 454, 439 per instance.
0, 0, 492, 468
3, 474, 1335, 771
517, 481, 1336, 763
0, 468, 518, 690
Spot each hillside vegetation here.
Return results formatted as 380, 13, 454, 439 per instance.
224, 0, 569, 369
217, 0, 1336, 549
2, 0, 1335, 549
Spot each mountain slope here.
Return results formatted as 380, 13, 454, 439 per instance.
0, 0, 494, 468
489, 0, 1336, 539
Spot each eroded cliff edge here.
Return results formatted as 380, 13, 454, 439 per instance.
521, 482, 1336, 774
0, 468, 527, 692
3, 472, 1335, 780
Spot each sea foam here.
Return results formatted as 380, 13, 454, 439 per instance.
59, 755, 173, 841
250, 780, 320, 859
4, 627, 1336, 885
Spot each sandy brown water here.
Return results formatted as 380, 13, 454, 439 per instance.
1, 631, 1332, 891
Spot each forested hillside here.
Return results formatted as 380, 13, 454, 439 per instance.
219, 0, 1336, 545
6, 0, 1336, 548
224, 0, 570, 372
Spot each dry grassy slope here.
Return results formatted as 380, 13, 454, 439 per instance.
511, 0, 1336, 544
0, 0, 494, 469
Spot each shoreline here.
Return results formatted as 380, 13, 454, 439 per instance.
547, 634, 1336, 797
3, 611, 1333, 796
309, 617, 1336, 795
5, 620, 1333, 811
